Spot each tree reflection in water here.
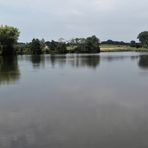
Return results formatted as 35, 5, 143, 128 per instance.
138, 55, 148, 69
29, 55, 100, 69
0, 56, 20, 85
30, 55, 45, 68
67, 54, 100, 69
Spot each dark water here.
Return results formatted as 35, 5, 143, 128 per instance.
0, 52, 148, 148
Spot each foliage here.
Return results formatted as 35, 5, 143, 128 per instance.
69, 36, 100, 53
101, 40, 127, 45
0, 25, 20, 55
0, 25, 101, 54
75, 35, 100, 53
45, 40, 67, 54
137, 31, 148, 48
130, 40, 136, 47
29, 39, 42, 55
130, 40, 142, 48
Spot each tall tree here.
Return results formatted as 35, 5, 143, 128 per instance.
30, 39, 42, 54
0, 25, 20, 55
137, 31, 148, 48
76, 35, 100, 53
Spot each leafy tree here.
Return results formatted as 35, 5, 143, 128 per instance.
101, 40, 127, 45
30, 38, 42, 54
46, 40, 67, 54
55, 42, 67, 54
137, 31, 148, 48
130, 40, 136, 47
130, 40, 142, 48
76, 35, 100, 53
0, 43, 2, 54
50, 40, 58, 52
40, 38, 46, 49
0, 25, 20, 55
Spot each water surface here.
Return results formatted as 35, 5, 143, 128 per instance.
0, 52, 148, 148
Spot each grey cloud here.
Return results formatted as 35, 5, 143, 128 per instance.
0, 0, 147, 42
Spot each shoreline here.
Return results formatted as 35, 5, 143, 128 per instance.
100, 45, 148, 52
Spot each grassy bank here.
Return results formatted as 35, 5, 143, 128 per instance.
100, 44, 148, 52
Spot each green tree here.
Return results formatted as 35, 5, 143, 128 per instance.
137, 31, 148, 48
55, 42, 67, 54
30, 38, 42, 54
0, 25, 20, 55
40, 38, 45, 49
76, 35, 100, 53
130, 40, 136, 47
46, 40, 67, 54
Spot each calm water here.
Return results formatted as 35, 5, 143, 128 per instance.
0, 52, 148, 148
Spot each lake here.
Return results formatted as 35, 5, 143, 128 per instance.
0, 52, 148, 148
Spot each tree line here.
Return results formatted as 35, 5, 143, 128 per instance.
0, 25, 100, 55
101, 40, 142, 48
0, 25, 148, 55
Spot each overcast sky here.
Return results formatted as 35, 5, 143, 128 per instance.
0, 0, 147, 42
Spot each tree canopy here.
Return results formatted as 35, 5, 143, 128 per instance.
0, 25, 20, 55
71, 35, 100, 53
137, 31, 148, 48
30, 38, 42, 55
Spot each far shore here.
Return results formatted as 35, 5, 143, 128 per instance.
100, 44, 148, 52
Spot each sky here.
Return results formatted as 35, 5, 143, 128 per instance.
0, 0, 148, 42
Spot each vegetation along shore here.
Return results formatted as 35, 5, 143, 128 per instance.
0, 25, 148, 55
